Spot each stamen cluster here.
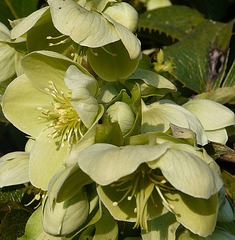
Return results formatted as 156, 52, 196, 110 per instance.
37, 81, 84, 148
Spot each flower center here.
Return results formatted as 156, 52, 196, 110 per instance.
111, 164, 174, 231
37, 81, 86, 148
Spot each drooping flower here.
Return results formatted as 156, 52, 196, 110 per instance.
10, 0, 141, 81
77, 133, 223, 236
183, 99, 235, 144
141, 99, 208, 145
2, 51, 103, 190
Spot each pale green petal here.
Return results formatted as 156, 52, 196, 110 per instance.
29, 129, 69, 190
97, 184, 167, 223
21, 51, 88, 94
65, 105, 104, 166
141, 212, 180, 240
105, 101, 135, 135
102, 13, 141, 59
78, 143, 169, 185
129, 68, 176, 90
11, 7, 50, 39
87, 40, 140, 81
103, 2, 138, 32
164, 191, 218, 237
141, 100, 208, 145
206, 128, 228, 144
64, 65, 99, 128
2, 74, 51, 137
14, 52, 24, 76
48, 0, 119, 47
148, 147, 223, 198
42, 190, 89, 236
0, 43, 16, 82
183, 99, 235, 130
0, 22, 10, 40
0, 152, 29, 187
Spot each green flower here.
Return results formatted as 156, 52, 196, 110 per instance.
10, 0, 141, 81
77, 134, 223, 236
2, 51, 103, 190
141, 100, 208, 145
183, 99, 235, 144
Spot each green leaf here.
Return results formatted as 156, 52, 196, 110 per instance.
95, 122, 124, 146
223, 59, 235, 87
141, 212, 180, 240
139, 6, 205, 40
221, 171, 235, 206
193, 86, 235, 104
0, 201, 31, 239
0, 185, 25, 203
0, 0, 39, 29
164, 20, 234, 93
129, 68, 176, 90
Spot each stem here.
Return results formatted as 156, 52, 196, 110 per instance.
5, 0, 19, 19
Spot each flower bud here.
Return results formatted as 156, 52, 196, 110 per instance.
42, 189, 89, 236
104, 2, 138, 32
104, 101, 135, 135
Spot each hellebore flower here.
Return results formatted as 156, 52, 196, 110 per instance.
141, 99, 208, 145
183, 99, 235, 144
77, 137, 223, 236
2, 51, 102, 190
10, 0, 141, 81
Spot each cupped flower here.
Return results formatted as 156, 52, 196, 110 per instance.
141, 99, 208, 145
2, 51, 103, 190
183, 99, 235, 144
11, 0, 141, 81
77, 136, 222, 236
